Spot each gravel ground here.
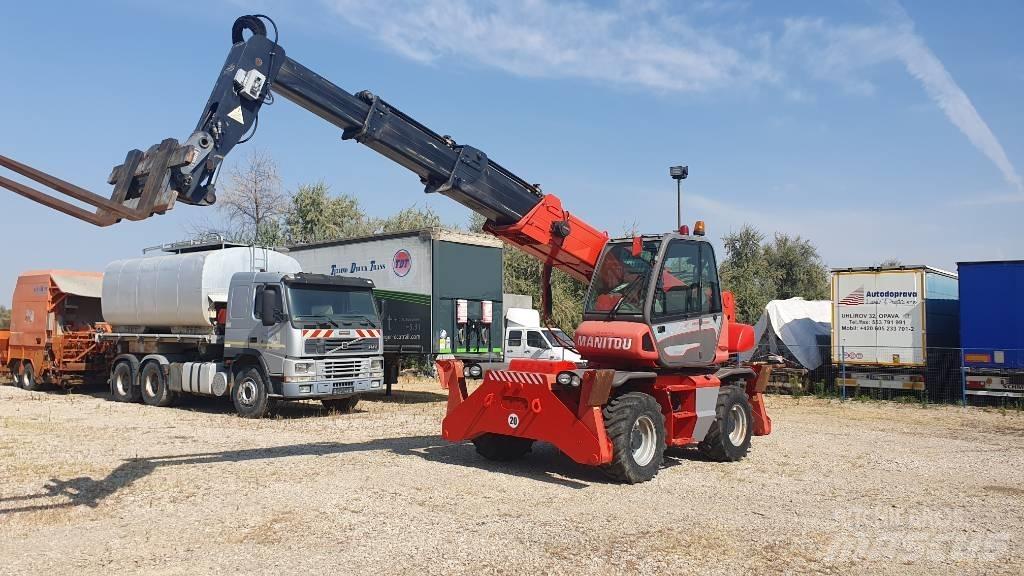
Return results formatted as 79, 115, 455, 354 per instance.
1, 377, 1022, 575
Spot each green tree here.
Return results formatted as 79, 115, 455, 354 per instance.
719, 224, 831, 324
763, 233, 830, 300
286, 181, 374, 244
0, 304, 10, 329
719, 225, 776, 324
375, 204, 443, 233
502, 246, 586, 335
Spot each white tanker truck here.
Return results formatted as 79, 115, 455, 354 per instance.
96, 246, 385, 417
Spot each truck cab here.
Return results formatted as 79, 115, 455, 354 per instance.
225, 272, 385, 410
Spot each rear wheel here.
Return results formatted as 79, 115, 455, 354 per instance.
698, 385, 753, 462
601, 392, 666, 484
232, 367, 272, 418
322, 395, 360, 413
140, 362, 175, 407
110, 360, 141, 403
20, 362, 43, 391
472, 433, 534, 461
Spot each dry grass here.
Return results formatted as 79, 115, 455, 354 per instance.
1, 378, 1022, 575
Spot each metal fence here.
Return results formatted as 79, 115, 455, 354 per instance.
747, 344, 1024, 406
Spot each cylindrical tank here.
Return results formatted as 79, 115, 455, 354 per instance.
102, 247, 301, 328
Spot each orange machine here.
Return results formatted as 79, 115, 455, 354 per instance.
5, 270, 111, 390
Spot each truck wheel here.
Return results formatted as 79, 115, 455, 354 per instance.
322, 395, 360, 413
601, 392, 666, 484
140, 362, 175, 408
110, 360, 141, 403
20, 362, 43, 391
8, 361, 21, 386
698, 385, 753, 462
472, 433, 534, 461
232, 367, 272, 418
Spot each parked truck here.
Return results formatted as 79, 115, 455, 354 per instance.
2, 270, 113, 389
290, 228, 506, 382
831, 266, 960, 401
958, 260, 1024, 399
96, 244, 385, 417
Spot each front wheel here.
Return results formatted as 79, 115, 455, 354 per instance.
232, 367, 273, 418
601, 392, 666, 484
698, 385, 753, 462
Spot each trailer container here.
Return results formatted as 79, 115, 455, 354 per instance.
958, 260, 1024, 398
289, 228, 506, 382
831, 266, 959, 400
3, 270, 113, 389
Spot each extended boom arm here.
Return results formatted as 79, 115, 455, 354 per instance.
1, 15, 607, 285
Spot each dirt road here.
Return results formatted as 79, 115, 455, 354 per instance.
1, 379, 1022, 575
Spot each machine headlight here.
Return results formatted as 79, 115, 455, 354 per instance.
556, 371, 581, 387
370, 358, 383, 371
293, 361, 315, 375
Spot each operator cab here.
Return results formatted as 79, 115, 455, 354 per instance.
579, 226, 725, 368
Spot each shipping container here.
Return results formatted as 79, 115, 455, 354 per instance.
831, 266, 959, 400
289, 228, 506, 377
958, 260, 1024, 398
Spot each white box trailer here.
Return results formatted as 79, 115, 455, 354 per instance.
831, 266, 959, 400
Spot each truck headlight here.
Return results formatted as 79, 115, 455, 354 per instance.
370, 358, 383, 371
293, 361, 315, 375
556, 371, 581, 387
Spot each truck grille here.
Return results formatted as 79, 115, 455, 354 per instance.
305, 338, 379, 355
322, 359, 366, 380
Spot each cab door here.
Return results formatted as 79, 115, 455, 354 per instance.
648, 240, 723, 367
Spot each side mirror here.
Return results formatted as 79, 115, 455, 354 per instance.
261, 290, 277, 327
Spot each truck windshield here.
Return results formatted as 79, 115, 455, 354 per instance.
542, 328, 573, 348
287, 285, 378, 327
585, 240, 661, 315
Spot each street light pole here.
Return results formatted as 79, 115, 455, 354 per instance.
670, 165, 688, 231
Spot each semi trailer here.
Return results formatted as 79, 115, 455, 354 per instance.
958, 260, 1024, 398
0, 14, 773, 482
96, 245, 385, 417
831, 266, 960, 401
2, 270, 113, 390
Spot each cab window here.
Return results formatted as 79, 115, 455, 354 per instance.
526, 330, 549, 349
699, 243, 722, 314
652, 240, 701, 317
507, 330, 523, 347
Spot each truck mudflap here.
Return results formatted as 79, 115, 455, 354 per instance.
436, 359, 615, 466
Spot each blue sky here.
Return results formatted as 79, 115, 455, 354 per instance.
1, 0, 1022, 305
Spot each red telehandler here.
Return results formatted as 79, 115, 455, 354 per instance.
0, 15, 772, 483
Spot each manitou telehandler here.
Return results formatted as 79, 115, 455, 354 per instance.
0, 15, 772, 483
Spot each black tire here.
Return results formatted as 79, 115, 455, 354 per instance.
110, 360, 141, 403
140, 362, 175, 408
601, 392, 666, 484
698, 385, 753, 462
20, 362, 43, 391
232, 367, 272, 418
8, 361, 21, 387
472, 433, 534, 461
321, 395, 360, 413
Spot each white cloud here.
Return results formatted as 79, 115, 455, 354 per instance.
321, 0, 1019, 193
781, 15, 1023, 193
322, 0, 775, 93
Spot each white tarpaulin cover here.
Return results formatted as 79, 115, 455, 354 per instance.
741, 298, 832, 370
50, 271, 104, 299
